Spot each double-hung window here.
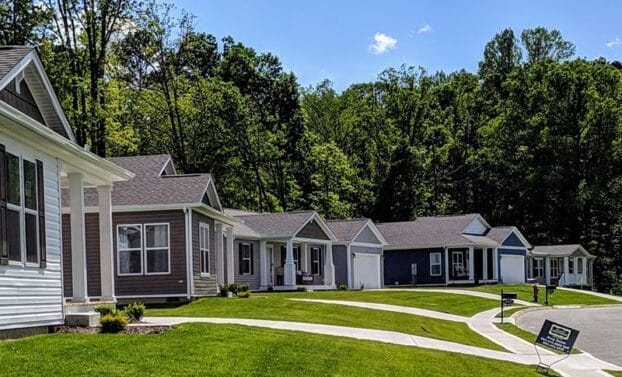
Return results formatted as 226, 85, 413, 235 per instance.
145, 224, 169, 274
430, 253, 442, 276
5, 152, 41, 266
118, 225, 143, 275
533, 258, 544, 278
240, 243, 252, 274
568, 258, 575, 274
577, 257, 583, 274
550, 258, 559, 278
118, 223, 170, 275
452, 251, 465, 277
310, 247, 322, 275
199, 223, 210, 275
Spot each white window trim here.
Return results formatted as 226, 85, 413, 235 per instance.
430, 252, 442, 276
534, 257, 544, 278
144, 223, 171, 275
310, 246, 321, 276
117, 224, 144, 276
6, 151, 40, 268
241, 243, 252, 275
199, 222, 210, 277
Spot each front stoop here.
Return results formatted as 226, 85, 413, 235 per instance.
65, 312, 100, 327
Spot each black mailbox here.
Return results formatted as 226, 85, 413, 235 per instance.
546, 285, 556, 293
501, 292, 517, 306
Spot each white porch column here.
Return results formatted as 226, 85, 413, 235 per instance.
482, 248, 489, 280
259, 240, 268, 288
582, 257, 587, 285
563, 257, 570, 285
468, 247, 475, 281
225, 226, 235, 284
545, 257, 551, 285
324, 243, 335, 286
492, 248, 499, 281
444, 247, 449, 285
97, 185, 115, 302
301, 243, 308, 273
284, 239, 296, 286
214, 223, 224, 286
69, 173, 88, 303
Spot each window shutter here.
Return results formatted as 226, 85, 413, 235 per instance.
36, 160, 46, 268
250, 244, 254, 275
0, 144, 7, 265
238, 244, 243, 275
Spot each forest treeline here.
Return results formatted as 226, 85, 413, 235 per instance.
2, 1, 621, 291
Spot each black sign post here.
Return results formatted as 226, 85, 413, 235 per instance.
534, 319, 580, 373
545, 285, 556, 306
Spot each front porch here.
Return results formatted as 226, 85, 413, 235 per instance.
532, 255, 592, 287
259, 238, 336, 291
445, 246, 499, 285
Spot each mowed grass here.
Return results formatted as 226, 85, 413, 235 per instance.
495, 306, 527, 318
147, 294, 504, 350
281, 290, 499, 316
466, 284, 619, 306
0, 324, 552, 377
495, 323, 580, 354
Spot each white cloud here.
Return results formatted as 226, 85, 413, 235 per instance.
606, 37, 621, 48
369, 32, 397, 55
418, 24, 432, 34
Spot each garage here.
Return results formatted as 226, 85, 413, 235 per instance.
500, 254, 525, 283
352, 253, 381, 289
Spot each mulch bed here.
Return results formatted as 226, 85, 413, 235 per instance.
56, 324, 173, 335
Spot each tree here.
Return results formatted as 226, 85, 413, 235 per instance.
521, 27, 575, 63
478, 28, 522, 97
0, 0, 51, 45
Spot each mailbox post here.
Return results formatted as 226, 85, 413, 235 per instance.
499, 290, 517, 324
545, 285, 556, 306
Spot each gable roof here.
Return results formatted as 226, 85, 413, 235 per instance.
0, 46, 74, 141
62, 154, 223, 211
327, 219, 388, 245
530, 244, 595, 258
486, 226, 532, 249
231, 211, 336, 240
377, 214, 497, 249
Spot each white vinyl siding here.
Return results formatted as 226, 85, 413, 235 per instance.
0, 133, 63, 331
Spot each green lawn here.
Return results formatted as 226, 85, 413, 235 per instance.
495, 323, 580, 354
147, 294, 504, 351
0, 324, 554, 377
281, 290, 500, 316
605, 371, 622, 377
466, 284, 619, 306
495, 306, 527, 318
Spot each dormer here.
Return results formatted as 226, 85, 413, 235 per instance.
462, 215, 491, 235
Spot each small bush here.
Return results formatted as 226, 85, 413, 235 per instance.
235, 283, 250, 293
296, 287, 307, 292
237, 291, 251, 298
338, 285, 348, 291
124, 302, 145, 322
94, 304, 117, 316
218, 284, 229, 297
100, 313, 127, 333
267, 286, 274, 292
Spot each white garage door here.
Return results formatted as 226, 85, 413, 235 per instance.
353, 253, 381, 289
500, 254, 525, 284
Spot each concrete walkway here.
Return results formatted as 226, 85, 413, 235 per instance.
289, 298, 468, 322
372, 288, 540, 307
143, 316, 622, 377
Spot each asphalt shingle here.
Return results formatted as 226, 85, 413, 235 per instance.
326, 219, 369, 242
0, 46, 32, 82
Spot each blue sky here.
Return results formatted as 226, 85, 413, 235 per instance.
171, 0, 622, 91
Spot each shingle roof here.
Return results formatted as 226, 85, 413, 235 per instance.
62, 154, 211, 207
233, 211, 317, 238
377, 214, 497, 248
0, 46, 32, 82
327, 219, 369, 242
531, 244, 594, 258
486, 226, 514, 243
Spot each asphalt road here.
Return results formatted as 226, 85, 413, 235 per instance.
516, 306, 622, 368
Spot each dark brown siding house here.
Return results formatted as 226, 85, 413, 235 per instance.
224, 209, 338, 290
61, 155, 235, 303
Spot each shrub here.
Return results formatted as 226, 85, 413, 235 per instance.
338, 285, 348, 291
267, 286, 274, 292
100, 313, 127, 333
124, 302, 145, 322
218, 284, 229, 297
296, 287, 307, 292
237, 291, 251, 298
94, 304, 117, 316
227, 283, 250, 295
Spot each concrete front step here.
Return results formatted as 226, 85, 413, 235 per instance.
65, 312, 100, 327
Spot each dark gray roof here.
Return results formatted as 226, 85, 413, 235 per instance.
233, 211, 317, 238
327, 219, 369, 242
377, 214, 496, 248
0, 46, 32, 81
486, 226, 514, 243
62, 154, 212, 207
531, 244, 594, 258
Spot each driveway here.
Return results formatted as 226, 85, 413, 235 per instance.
516, 306, 622, 368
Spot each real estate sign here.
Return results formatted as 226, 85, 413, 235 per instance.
535, 319, 580, 354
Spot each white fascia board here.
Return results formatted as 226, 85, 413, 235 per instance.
0, 102, 133, 183
292, 237, 333, 245
190, 203, 236, 226
293, 212, 338, 242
